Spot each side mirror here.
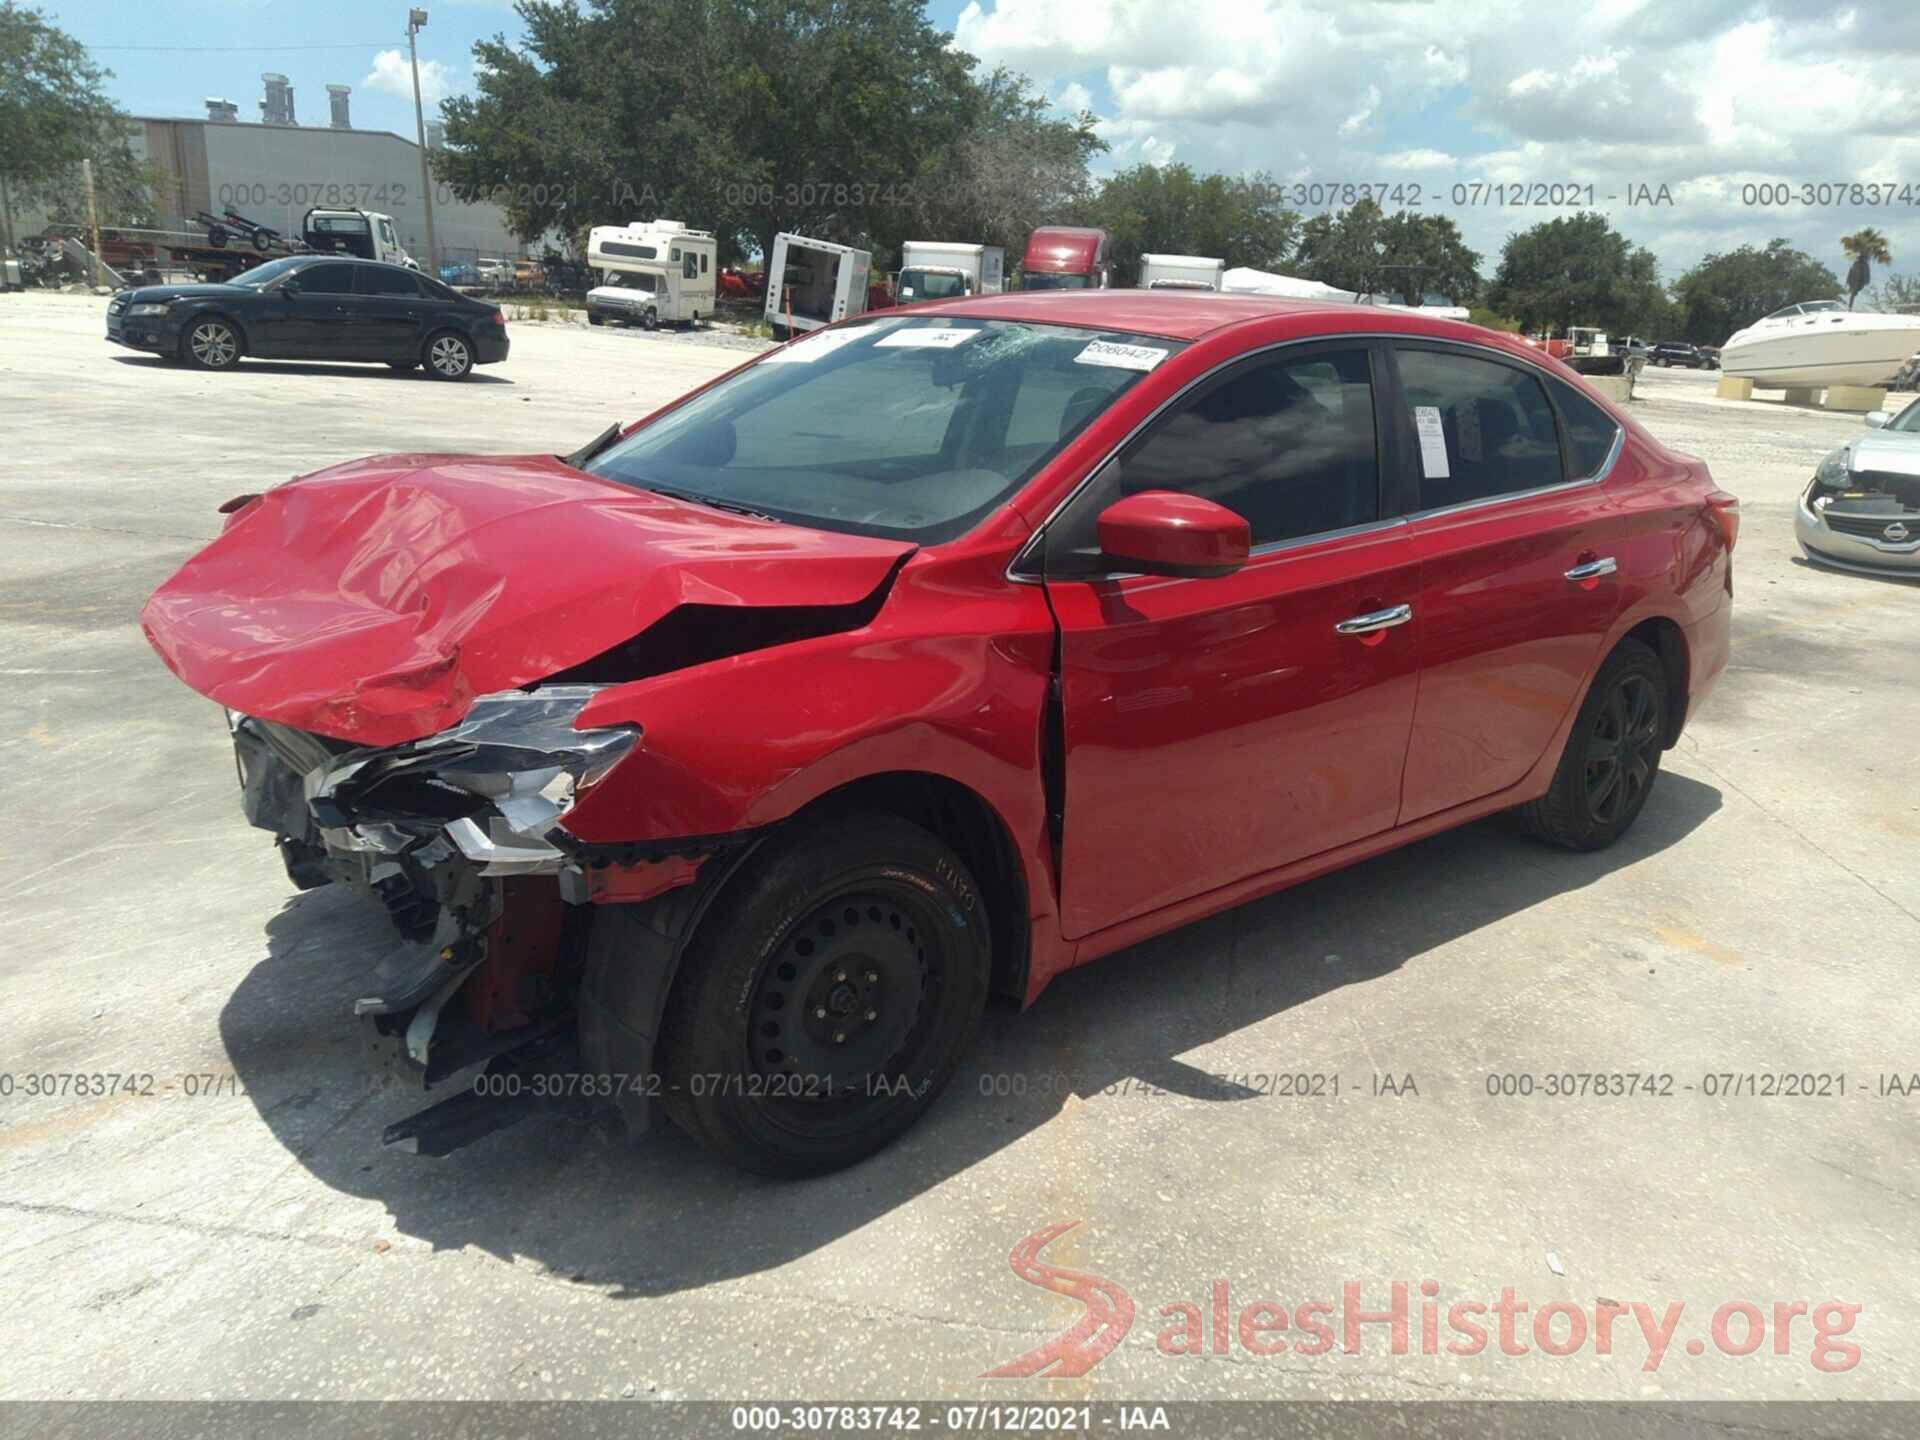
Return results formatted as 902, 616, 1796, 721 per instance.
1864, 411, 1889, 429
280, 278, 301, 295
1096, 490, 1250, 578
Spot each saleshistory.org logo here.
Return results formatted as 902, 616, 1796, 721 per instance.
982, 1223, 1863, 1376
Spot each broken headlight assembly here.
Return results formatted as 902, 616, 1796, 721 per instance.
1808, 449, 1852, 508
306, 686, 640, 875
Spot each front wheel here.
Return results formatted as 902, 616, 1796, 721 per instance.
423, 330, 474, 380
180, 317, 240, 370
655, 814, 991, 1175
641, 306, 658, 331
1515, 638, 1667, 850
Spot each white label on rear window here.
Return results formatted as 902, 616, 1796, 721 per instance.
760, 328, 869, 363
1074, 340, 1169, 372
1414, 405, 1450, 478
874, 327, 976, 349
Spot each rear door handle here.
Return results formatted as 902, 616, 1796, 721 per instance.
1564, 557, 1618, 581
1335, 603, 1413, 635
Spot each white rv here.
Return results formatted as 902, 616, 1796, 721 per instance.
586, 219, 717, 329
1139, 253, 1226, 291
764, 233, 871, 338
896, 241, 1005, 302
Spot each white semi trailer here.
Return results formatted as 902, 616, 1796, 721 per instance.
1139, 253, 1226, 291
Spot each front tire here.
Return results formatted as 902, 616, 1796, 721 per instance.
1516, 638, 1667, 850
180, 317, 241, 370
655, 814, 991, 1176
641, 306, 658, 331
423, 330, 474, 380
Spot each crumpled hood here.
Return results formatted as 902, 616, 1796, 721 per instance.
142, 452, 914, 745
1847, 430, 1920, 477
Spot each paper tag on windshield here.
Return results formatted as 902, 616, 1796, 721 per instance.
1414, 405, 1450, 478
874, 327, 976, 349
761, 328, 869, 364
1074, 340, 1169, 372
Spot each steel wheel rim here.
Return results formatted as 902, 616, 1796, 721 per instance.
430, 336, 468, 374
1584, 673, 1660, 823
743, 882, 953, 1137
191, 323, 235, 366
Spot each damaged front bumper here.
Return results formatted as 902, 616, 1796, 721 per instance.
231, 687, 645, 1145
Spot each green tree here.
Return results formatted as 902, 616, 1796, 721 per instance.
1484, 212, 1666, 336
1292, 200, 1480, 306
436, 0, 1039, 266
1840, 226, 1891, 309
1079, 162, 1298, 282
0, 2, 152, 249
1670, 240, 1842, 344
1867, 272, 1920, 312
893, 67, 1103, 267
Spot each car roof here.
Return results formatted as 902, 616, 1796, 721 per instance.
898, 288, 1504, 346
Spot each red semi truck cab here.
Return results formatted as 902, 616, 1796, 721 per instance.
1020, 226, 1112, 290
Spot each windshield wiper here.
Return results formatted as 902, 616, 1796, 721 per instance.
645, 484, 780, 524
561, 422, 623, 470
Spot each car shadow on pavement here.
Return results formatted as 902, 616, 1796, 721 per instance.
220, 772, 1721, 1298
109, 356, 513, 383
1789, 554, 1920, 586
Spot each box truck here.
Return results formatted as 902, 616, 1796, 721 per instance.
1139, 253, 1226, 291
586, 220, 717, 329
896, 241, 1005, 302
764, 233, 872, 338
1020, 226, 1112, 289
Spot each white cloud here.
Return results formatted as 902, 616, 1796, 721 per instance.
951, 0, 1920, 274
362, 49, 456, 106
1381, 148, 1457, 171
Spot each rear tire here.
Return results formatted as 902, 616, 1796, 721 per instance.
655, 814, 991, 1176
423, 329, 474, 380
1515, 638, 1667, 851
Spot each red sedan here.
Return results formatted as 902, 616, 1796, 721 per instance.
144, 291, 1735, 1174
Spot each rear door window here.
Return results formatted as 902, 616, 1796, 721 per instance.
1395, 347, 1565, 509
356, 266, 423, 297
1545, 376, 1623, 479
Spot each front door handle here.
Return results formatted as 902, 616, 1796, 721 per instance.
1564, 556, 1618, 582
1335, 603, 1413, 635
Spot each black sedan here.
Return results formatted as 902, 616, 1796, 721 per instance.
106, 255, 510, 379
1651, 340, 1714, 369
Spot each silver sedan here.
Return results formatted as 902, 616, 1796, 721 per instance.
1797, 399, 1920, 575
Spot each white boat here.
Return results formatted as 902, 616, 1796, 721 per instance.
1720, 300, 1920, 388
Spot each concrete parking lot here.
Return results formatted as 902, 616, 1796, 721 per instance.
2, 292, 1916, 1403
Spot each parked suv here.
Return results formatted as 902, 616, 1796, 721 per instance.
144, 294, 1735, 1174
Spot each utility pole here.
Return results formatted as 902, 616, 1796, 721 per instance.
82, 158, 103, 289
407, 9, 440, 276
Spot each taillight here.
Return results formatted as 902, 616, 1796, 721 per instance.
490, 308, 506, 327
1706, 489, 1740, 551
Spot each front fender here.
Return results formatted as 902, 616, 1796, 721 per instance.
559, 560, 1060, 933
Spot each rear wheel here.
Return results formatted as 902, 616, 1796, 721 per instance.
1516, 638, 1667, 850
180, 317, 240, 370
423, 330, 473, 380
655, 814, 991, 1175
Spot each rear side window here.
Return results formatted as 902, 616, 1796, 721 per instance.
1397, 348, 1564, 509
1114, 347, 1380, 547
1546, 377, 1622, 478
357, 266, 422, 297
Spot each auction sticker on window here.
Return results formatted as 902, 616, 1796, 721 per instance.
1414, 404, 1451, 478
1074, 339, 1169, 372
760, 328, 873, 364
874, 327, 977, 349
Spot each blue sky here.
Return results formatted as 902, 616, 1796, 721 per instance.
37, 0, 1920, 286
